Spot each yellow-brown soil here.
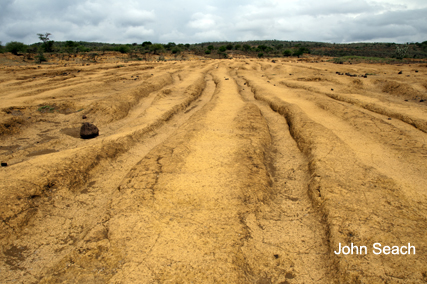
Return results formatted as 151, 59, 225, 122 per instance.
1, 56, 427, 283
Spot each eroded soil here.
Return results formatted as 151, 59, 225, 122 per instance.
1, 58, 427, 283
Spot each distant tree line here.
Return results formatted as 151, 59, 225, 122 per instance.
1, 34, 426, 62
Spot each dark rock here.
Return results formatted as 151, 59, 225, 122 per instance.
388, 118, 392, 120
420, 100, 425, 102
271, 60, 276, 63
331, 88, 334, 91
80, 122, 99, 139
82, 115, 87, 119
415, 70, 419, 72
1, 162, 7, 167
398, 71, 402, 74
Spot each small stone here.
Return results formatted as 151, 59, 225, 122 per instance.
398, 71, 402, 74
331, 88, 334, 91
82, 115, 87, 119
1, 162, 7, 167
420, 100, 425, 102
80, 122, 99, 139
388, 118, 392, 120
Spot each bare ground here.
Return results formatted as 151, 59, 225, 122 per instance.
1, 57, 427, 283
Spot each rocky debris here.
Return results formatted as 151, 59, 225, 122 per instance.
1, 162, 7, 167
82, 115, 87, 119
80, 122, 99, 139
398, 71, 403, 74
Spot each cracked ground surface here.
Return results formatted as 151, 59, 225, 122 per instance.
1, 58, 427, 283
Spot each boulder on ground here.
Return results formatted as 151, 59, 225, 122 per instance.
80, 122, 99, 139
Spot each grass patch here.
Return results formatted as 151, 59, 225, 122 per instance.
37, 105, 55, 113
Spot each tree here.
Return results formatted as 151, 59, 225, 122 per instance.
64, 41, 78, 54
219, 46, 226, 52
226, 44, 233, 50
150, 43, 164, 55
395, 44, 409, 59
5, 41, 26, 55
37, 33, 54, 52
207, 45, 214, 51
293, 47, 310, 58
258, 53, 264, 58
234, 44, 241, 50
165, 42, 176, 50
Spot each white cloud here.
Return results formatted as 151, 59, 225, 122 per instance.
0, 0, 426, 44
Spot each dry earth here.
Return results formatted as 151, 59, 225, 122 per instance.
1, 56, 427, 283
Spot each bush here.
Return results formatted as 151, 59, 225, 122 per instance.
207, 45, 214, 51
242, 44, 251, 52
35, 53, 47, 63
226, 44, 233, 50
118, 45, 130, 53
258, 53, 264, 58
205, 50, 211, 54
150, 44, 164, 55
5, 41, 26, 55
283, 50, 292, 57
219, 46, 226, 52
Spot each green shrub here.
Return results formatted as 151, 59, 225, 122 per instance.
242, 44, 251, 52
118, 45, 130, 53
219, 46, 226, 52
205, 50, 211, 54
283, 50, 292, 57
5, 41, 27, 55
35, 53, 47, 63
258, 53, 264, 58
38, 105, 55, 113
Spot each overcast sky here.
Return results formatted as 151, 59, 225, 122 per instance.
1, 0, 426, 45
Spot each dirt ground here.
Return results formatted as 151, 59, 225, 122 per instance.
1, 55, 427, 283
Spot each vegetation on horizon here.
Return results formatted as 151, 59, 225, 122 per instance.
1, 33, 427, 64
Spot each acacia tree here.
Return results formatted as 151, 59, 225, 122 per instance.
37, 33, 54, 52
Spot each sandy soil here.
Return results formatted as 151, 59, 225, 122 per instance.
1, 56, 427, 283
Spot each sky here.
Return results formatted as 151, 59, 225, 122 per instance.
1, 0, 426, 45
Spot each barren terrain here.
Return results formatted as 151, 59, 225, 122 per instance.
1, 56, 427, 283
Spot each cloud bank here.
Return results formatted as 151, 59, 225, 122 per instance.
0, 0, 426, 45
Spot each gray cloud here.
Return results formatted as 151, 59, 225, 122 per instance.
0, 0, 426, 45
